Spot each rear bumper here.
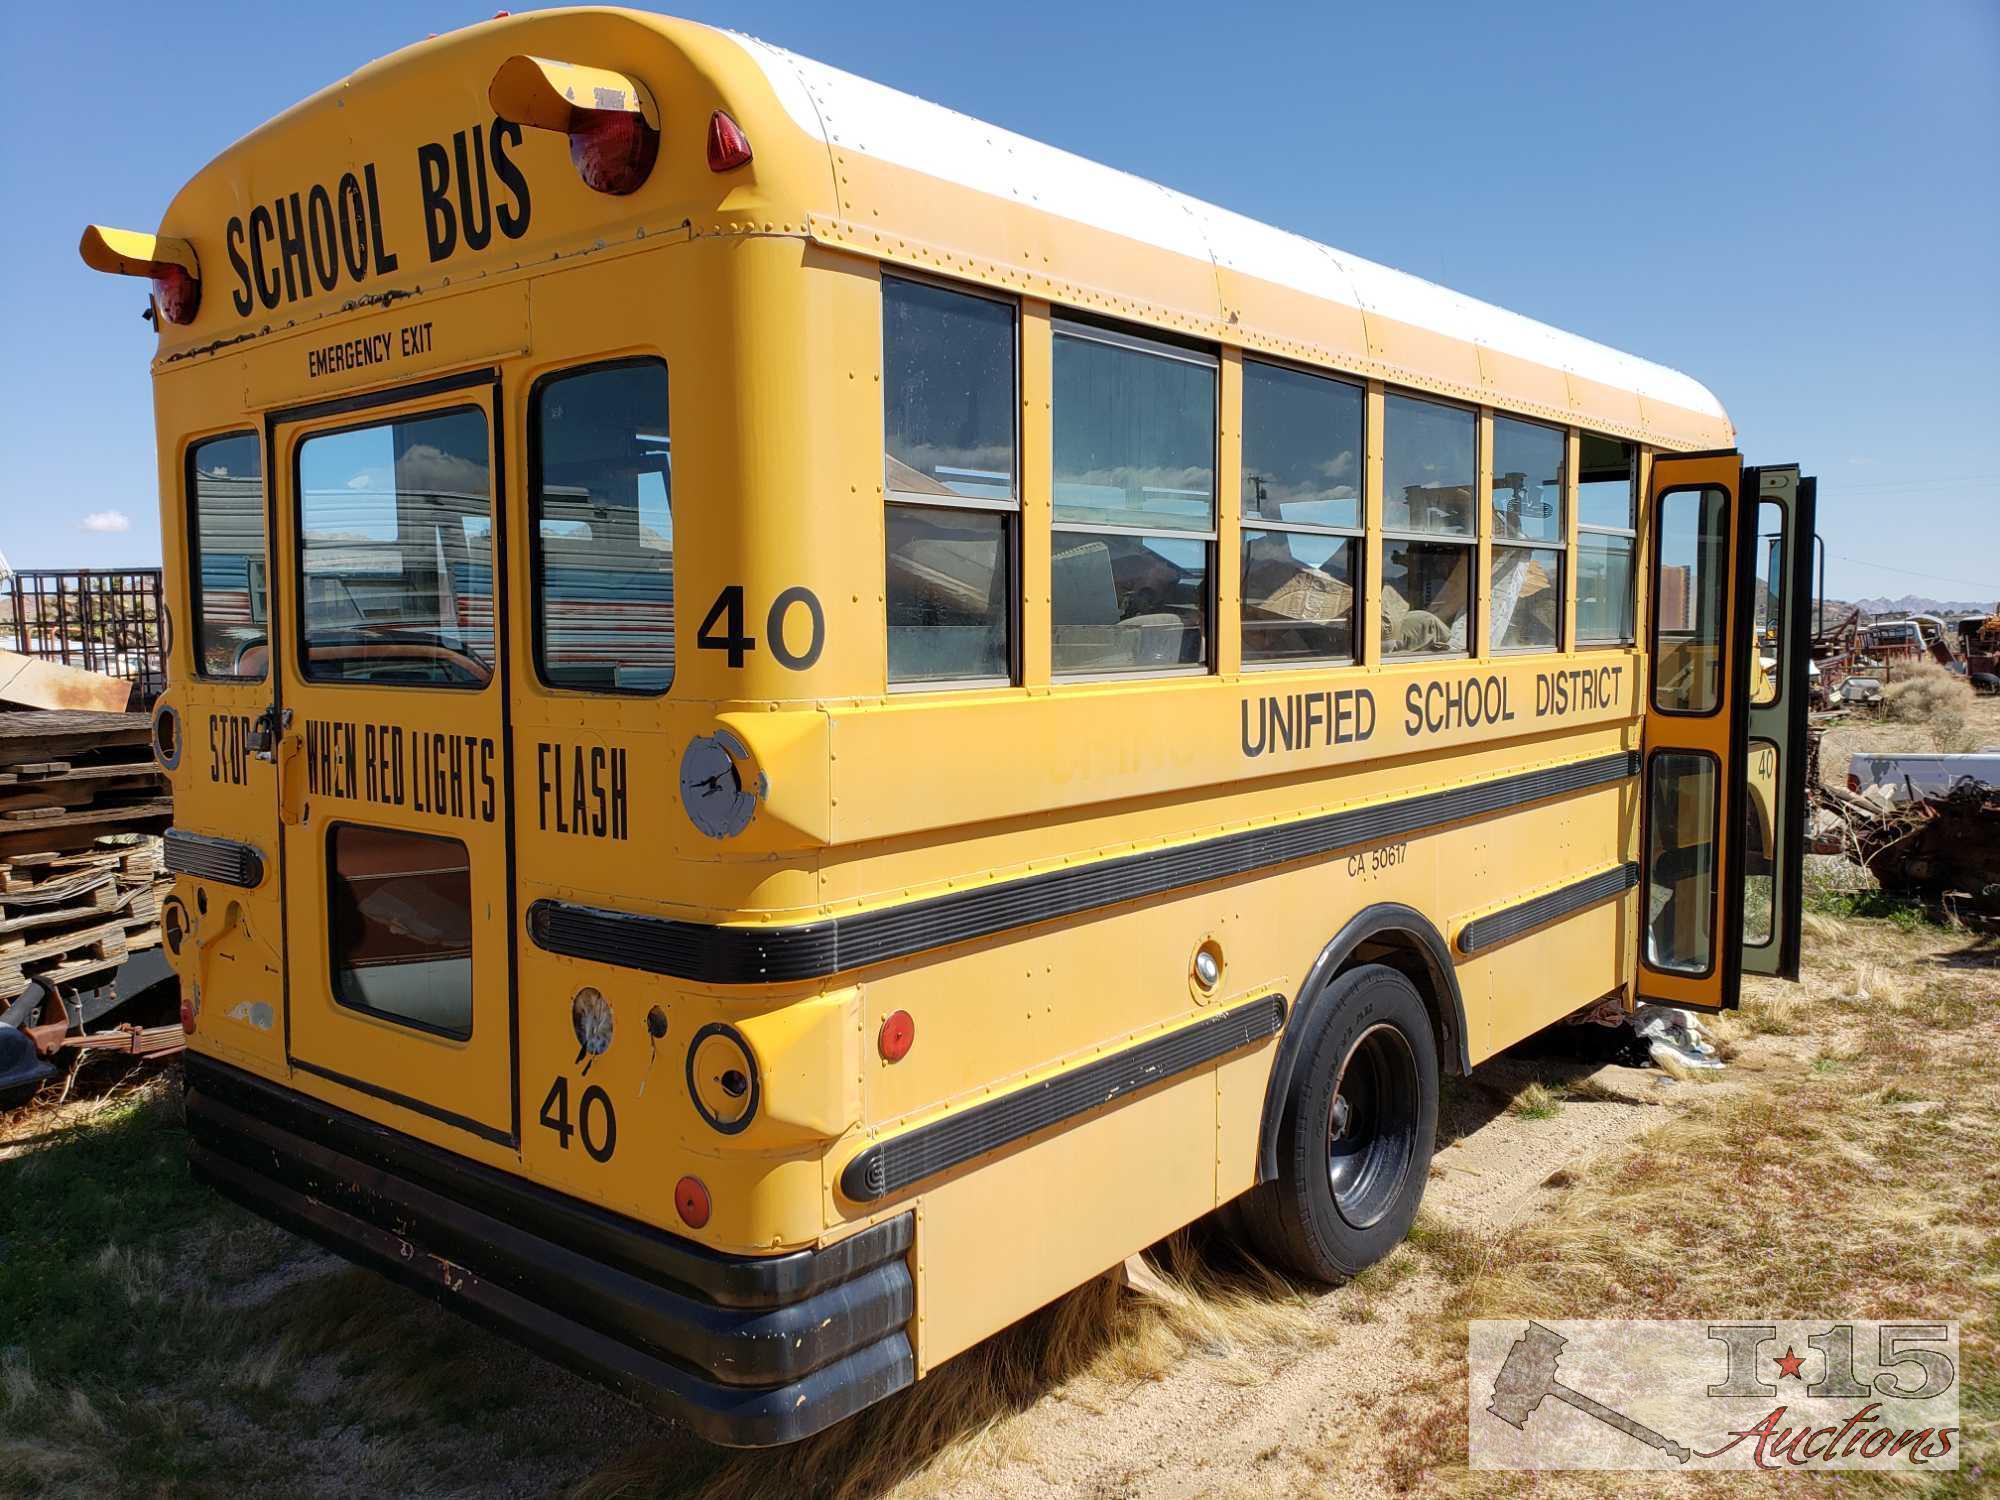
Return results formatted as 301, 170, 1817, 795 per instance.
183, 1054, 914, 1447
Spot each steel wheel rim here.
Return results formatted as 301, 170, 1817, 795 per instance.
1326, 1022, 1419, 1229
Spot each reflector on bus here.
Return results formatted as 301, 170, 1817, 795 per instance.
78, 224, 200, 324
489, 54, 659, 195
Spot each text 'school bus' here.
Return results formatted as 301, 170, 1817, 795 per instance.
84, 8, 1817, 1447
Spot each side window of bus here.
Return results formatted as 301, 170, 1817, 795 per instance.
882, 276, 1017, 686
186, 431, 266, 679
531, 360, 673, 694
1576, 434, 1637, 645
1489, 416, 1565, 652
1240, 360, 1362, 666
1051, 321, 1216, 675
1381, 394, 1474, 657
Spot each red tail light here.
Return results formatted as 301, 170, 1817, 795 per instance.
152, 266, 201, 325
569, 108, 659, 196
706, 111, 752, 172
180, 991, 198, 1035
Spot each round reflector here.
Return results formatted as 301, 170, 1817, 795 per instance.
878, 1010, 915, 1063
675, 1175, 711, 1228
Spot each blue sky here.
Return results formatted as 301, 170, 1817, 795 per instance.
3, 0, 1994, 604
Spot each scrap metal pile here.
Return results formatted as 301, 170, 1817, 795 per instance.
1815, 769, 2000, 933
0, 710, 178, 1106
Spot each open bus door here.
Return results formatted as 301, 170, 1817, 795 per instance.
1742, 466, 1817, 981
1637, 452, 1754, 1011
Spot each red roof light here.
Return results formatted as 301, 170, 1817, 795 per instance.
706, 111, 753, 172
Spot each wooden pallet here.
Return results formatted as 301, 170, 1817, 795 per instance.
0, 712, 172, 995
0, 912, 131, 1000
0, 711, 152, 766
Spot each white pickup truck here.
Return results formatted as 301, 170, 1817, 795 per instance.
1848, 751, 2000, 803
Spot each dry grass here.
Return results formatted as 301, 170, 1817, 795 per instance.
1881, 661, 1979, 752
1504, 1082, 1562, 1120
1398, 914, 1999, 1498
579, 1230, 1340, 1500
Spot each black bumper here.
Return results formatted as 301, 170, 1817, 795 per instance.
183, 1055, 914, 1447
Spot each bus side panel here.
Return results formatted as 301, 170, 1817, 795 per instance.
910, 1061, 1229, 1371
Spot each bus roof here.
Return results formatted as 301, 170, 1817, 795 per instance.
126, 8, 1728, 445
729, 30, 1729, 431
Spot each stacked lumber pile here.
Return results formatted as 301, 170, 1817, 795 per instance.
0, 712, 171, 1002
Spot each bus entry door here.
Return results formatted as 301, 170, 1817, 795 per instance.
1637, 451, 1754, 1011
270, 375, 517, 1147
1741, 465, 1817, 981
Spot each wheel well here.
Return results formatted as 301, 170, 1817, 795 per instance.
1345, 934, 1459, 1079
1252, 904, 1468, 1185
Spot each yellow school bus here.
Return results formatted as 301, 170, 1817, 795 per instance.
84, 9, 1817, 1445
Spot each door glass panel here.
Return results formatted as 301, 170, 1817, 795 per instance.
1750, 498, 1783, 706
1743, 737, 1778, 947
1652, 486, 1727, 714
297, 407, 493, 688
1646, 751, 1718, 974
329, 823, 472, 1038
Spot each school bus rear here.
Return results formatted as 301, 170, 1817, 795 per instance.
118, 10, 944, 1446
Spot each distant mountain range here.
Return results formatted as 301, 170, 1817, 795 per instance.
1846, 594, 1994, 618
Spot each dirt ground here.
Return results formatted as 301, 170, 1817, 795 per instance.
4, 895, 1992, 1500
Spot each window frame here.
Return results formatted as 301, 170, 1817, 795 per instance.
526, 354, 676, 699
291, 401, 495, 694
1051, 314, 1219, 680
1238, 355, 1365, 671
881, 271, 1023, 691
184, 428, 268, 683
1488, 412, 1568, 656
1575, 432, 1639, 648
1379, 389, 1478, 661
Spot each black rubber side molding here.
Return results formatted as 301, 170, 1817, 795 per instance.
841, 992, 1286, 1204
164, 827, 264, 887
533, 752, 1639, 984
1457, 862, 1640, 956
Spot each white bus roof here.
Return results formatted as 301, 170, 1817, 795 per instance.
732, 32, 1727, 425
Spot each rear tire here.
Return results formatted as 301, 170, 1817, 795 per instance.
1237, 963, 1439, 1282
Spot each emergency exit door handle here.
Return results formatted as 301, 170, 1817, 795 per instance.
248, 706, 291, 761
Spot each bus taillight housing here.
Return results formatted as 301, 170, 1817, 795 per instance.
490, 54, 660, 197
77, 225, 202, 327
568, 107, 659, 196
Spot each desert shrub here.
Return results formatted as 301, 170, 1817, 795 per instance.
1881, 661, 1976, 751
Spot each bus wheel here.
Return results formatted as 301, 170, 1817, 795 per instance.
1238, 964, 1438, 1282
